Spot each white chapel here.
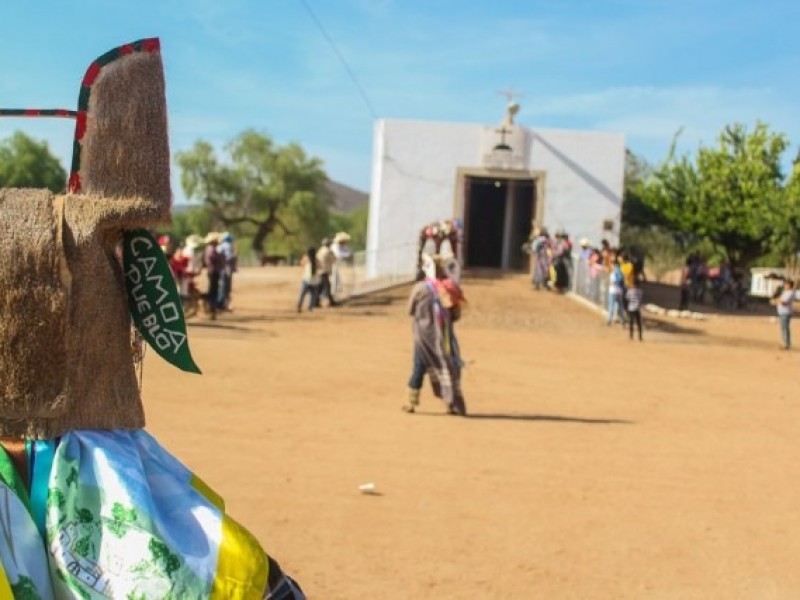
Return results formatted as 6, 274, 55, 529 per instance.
364, 101, 626, 279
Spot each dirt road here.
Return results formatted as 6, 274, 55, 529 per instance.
143, 268, 800, 599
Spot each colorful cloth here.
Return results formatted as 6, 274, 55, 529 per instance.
0, 431, 304, 599
408, 279, 466, 415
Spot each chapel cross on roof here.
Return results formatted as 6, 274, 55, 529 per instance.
496, 87, 522, 127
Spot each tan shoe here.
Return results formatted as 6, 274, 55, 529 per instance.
402, 388, 420, 413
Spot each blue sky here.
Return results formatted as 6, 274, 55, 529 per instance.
2, 0, 799, 204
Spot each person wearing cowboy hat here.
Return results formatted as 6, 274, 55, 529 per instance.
315, 237, 339, 307
331, 232, 353, 296
181, 234, 205, 318
203, 232, 225, 318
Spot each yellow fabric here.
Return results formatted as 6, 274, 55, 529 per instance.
193, 474, 271, 599
620, 261, 635, 288
210, 515, 270, 600
191, 473, 225, 512
0, 565, 13, 600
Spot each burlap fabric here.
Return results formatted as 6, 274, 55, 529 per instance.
0, 47, 170, 439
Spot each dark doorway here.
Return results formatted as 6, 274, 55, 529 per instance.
466, 178, 506, 268
507, 180, 535, 270
464, 176, 536, 270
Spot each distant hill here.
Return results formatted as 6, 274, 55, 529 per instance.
325, 179, 369, 213
173, 179, 368, 215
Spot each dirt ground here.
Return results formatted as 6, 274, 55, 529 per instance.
142, 267, 800, 599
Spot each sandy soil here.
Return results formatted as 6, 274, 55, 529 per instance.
142, 267, 800, 599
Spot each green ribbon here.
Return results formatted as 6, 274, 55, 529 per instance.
123, 229, 201, 374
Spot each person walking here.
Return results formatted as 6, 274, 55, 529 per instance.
402, 254, 467, 416
296, 246, 321, 313
773, 279, 795, 349
625, 276, 644, 341
315, 237, 339, 307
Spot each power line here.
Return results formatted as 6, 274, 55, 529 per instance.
297, 0, 378, 120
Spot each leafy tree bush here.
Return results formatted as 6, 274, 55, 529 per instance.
175, 130, 331, 261
0, 131, 67, 192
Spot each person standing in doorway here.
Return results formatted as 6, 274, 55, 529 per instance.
772, 279, 795, 350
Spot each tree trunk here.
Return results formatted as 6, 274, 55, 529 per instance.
251, 214, 277, 264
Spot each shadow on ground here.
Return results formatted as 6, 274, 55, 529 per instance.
409, 411, 633, 425
344, 294, 401, 307
467, 413, 633, 424
642, 316, 704, 336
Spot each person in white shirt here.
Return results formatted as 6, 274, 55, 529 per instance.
625, 276, 644, 341
330, 232, 352, 296
315, 237, 339, 307
773, 279, 795, 349
217, 232, 237, 310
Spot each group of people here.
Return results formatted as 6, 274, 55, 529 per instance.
573, 237, 647, 341
296, 232, 352, 312
162, 231, 238, 320
678, 253, 748, 311
526, 227, 574, 293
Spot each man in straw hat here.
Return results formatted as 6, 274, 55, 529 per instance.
315, 236, 339, 307
180, 233, 206, 318
0, 38, 304, 598
331, 231, 352, 295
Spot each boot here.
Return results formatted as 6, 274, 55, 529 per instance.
402, 388, 420, 413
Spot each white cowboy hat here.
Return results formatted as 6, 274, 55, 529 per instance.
185, 234, 204, 250
334, 231, 351, 243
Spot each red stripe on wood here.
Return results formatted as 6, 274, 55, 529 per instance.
119, 44, 134, 55
82, 62, 101, 87
24, 109, 38, 116
68, 172, 81, 194
142, 38, 160, 53
74, 112, 87, 140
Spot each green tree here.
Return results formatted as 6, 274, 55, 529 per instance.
167, 206, 215, 241
640, 122, 788, 268
329, 203, 368, 251
772, 154, 800, 278
175, 130, 331, 260
621, 149, 665, 228
0, 131, 67, 192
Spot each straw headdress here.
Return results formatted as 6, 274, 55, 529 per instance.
0, 40, 171, 439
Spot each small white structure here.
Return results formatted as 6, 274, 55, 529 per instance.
365, 103, 625, 279
750, 267, 787, 298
